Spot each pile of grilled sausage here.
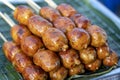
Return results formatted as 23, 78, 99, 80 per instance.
2, 3, 119, 80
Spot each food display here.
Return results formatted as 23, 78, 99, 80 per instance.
0, 2, 119, 80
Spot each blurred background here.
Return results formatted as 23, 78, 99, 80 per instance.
99, 0, 120, 17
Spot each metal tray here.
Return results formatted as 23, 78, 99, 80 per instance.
0, 0, 120, 80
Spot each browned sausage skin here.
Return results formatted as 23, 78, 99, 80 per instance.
21, 35, 44, 57
2, 41, 21, 61
59, 49, 81, 69
14, 5, 34, 25
57, 3, 77, 17
28, 15, 53, 37
71, 14, 91, 29
85, 59, 101, 72
67, 28, 90, 50
40, 6, 61, 22
53, 17, 75, 33
69, 64, 85, 76
22, 65, 48, 80
33, 50, 60, 72
103, 50, 119, 67
96, 43, 110, 60
42, 28, 68, 52
49, 66, 68, 80
87, 25, 107, 47
11, 25, 31, 45
12, 52, 32, 73
79, 46, 97, 64
2, 41, 48, 80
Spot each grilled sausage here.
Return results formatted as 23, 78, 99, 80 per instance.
87, 25, 107, 47
21, 35, 44, 57
59, 49, 81, 69
67, 28, 90, 50
28, 15, 53, 37
57, 3, 77, 17
54, 17, 75, 33
40, 6, 61, 22
2, 41, 21, 61
42, 28, 68, 52
33, 50, 60, 72
14, 5, 34, 25
22, 65, 48, 80
85, 59, 101, 72
71, 14, 91, 29
12, 52, 32, 73
79, 46, 97, 64
11, 25, 31, 45
49, 66, 68, 80
96, 43, 110, 60
69, 64, 85, 76
103, 50, 119, 67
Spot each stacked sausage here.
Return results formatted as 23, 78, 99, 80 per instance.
2, 3, 119, 80
3, 41, 48, 80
